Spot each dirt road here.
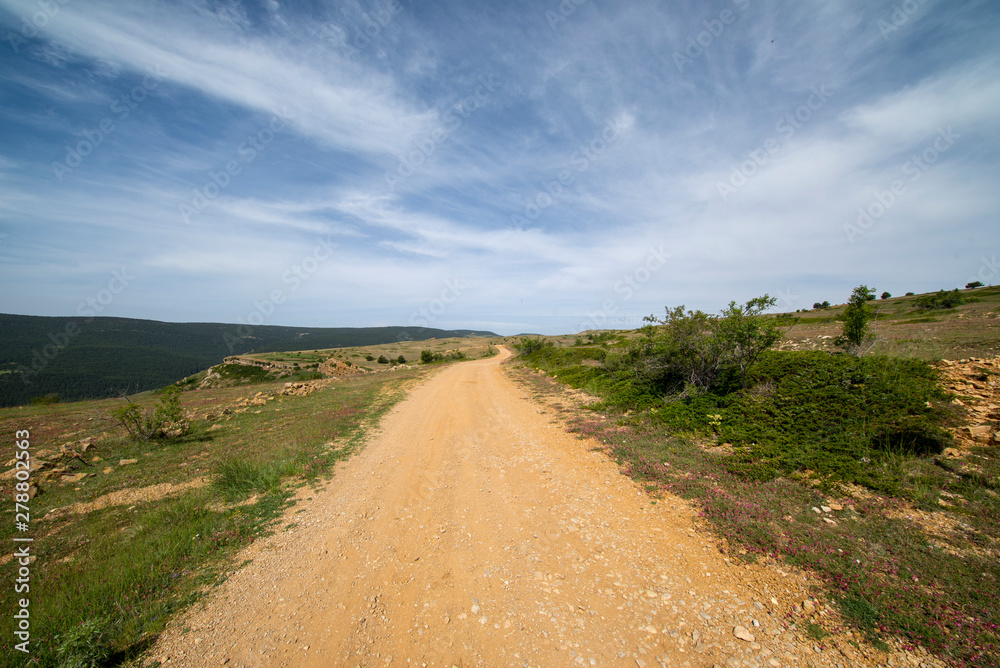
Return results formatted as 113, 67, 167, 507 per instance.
151, 347, 886, 667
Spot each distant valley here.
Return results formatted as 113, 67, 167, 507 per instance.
0, 313, 496, 407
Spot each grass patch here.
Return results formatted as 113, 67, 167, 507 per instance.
213, 457, 297, 500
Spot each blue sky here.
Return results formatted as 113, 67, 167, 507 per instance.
1, 0, 998, 335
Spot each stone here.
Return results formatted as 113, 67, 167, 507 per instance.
965, 425, 993, 441
811, 507, 821, 514
119, 459, 138, 466
733, 626, 755, 642
102, 467, 114, 475
820, 505, 832, 513
827, 503, 843, 511
802, 600, 816, 614
61, 472, 88, 483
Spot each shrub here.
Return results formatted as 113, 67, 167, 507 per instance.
880, 291, 891, 300
54, 618, 113, 668
397, 355, 406, 364
420, 350, 434, 363
813, 301, 831, 309
516, 337, 548, 355
836, 285, 877, 356
914, 289, 965, 310
716, 295, 781, 389
111, 385, 185, 441
365, 354, 375, 361
625, 295, 781, 394
966, 281, 984, 289
30, 392, 61, 405
377, 355, 389, 364
905, 291, 915, 296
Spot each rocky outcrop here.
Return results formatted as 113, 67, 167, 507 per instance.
934, 357, 1000, 448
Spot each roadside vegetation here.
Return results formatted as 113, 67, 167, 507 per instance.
0, 366, 428, 667
515, 288, 999, 667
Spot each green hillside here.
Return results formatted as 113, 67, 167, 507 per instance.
0, 314, 495, 407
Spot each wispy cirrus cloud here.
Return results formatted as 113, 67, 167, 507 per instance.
0, 0, 998, 333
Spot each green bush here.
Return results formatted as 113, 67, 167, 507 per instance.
111, 385, 185, 441
377, 355, 389, 364
836, 285, 876, 356
715, 352, 952, 486
515, 337, 548, 355
420, 350, 434, 363
397, 355, 406, 364
617, 295, 779, 395
215, 363, 272, 383
914, 289, 965, 310
54, 618, 113, 668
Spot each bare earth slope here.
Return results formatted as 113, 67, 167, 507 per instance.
151, 347, 893, 668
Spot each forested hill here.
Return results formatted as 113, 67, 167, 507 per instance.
0, 314, 496, 407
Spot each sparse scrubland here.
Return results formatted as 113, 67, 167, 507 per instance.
0, 288, 996, 667
514, 286, 1000, 667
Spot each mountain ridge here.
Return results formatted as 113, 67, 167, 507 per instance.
0, 313, 497, 407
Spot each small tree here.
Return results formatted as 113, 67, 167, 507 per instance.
377, 355, 389, 364
716, 295, 781, 389
631, 307, 727, 393
397, 355, 406, 364
836, 285, 877, 356
880, 291, 891, 300
966, 281, 984, 289
112, 386, 185, 441
420, 350, 434, 364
